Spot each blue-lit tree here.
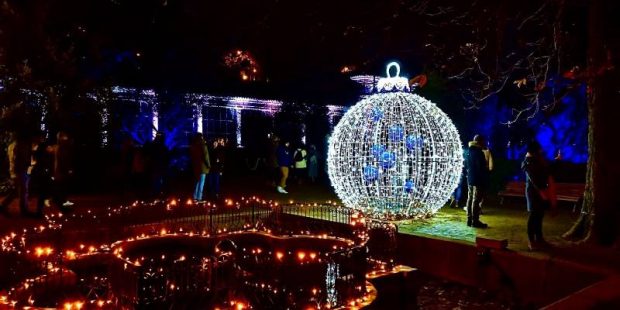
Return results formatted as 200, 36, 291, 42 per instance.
410, 0, 620, 245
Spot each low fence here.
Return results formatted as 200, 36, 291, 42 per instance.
2, 201, 399, 308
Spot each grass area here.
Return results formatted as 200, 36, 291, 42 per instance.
225, 176, 582, 253
397, 197, 581, 252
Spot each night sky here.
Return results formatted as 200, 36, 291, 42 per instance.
3, 0, 442, 101
65, 0, 429, 79
2, 0, 589, 104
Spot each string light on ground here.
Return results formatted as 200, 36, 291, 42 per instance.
1, 197, 396, 309
328, 62, 463, 220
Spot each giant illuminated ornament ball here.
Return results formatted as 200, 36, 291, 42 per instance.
327, 62, 463, 219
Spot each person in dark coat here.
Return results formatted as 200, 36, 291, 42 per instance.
146, 132, 169, 197
266, 135, 280, 186
189, 133, 210, 201
50, 131, 74, 209
465, 135, 489, 228
276, 141, 293, 194
1, 133, 31, 217
29, 132, 54, 218
522, 141, 555, 251
307, 144, 319, 183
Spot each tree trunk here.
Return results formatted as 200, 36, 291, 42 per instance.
563, 0, 620, 245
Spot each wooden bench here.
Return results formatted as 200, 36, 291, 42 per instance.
498, 181, 585, 212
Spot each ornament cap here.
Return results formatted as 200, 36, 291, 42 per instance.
377, 61, 410, 93
386, 62, 401, 78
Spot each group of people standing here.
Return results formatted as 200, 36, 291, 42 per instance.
464, 134, 556, 251
1, 131, 74, 218
119, 132, 226, 202
268, 136, 319, 194
119, 133, 171, 199
189, 133, 225, 201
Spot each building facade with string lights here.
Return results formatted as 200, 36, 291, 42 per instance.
5, 85, 347, 150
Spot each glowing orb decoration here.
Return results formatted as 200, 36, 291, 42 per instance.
327, 62, 463, 219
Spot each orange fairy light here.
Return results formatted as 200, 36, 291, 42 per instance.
63, 301, 84, 310
65, 250, 77, 260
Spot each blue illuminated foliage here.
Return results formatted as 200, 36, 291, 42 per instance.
120, 113, 152, 146
531, 85, 588, 163
157, 103, 194, 150
466, 75, 587, 164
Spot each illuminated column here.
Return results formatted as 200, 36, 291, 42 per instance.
101, 106, 109, 146
195, 104, 203, 133
235, 108, 242, 147
40, 102, 47, 137
327, 105, 344, 131
301, 123, 306, 145
328, 114, 335, 130
152, 103, 159, 140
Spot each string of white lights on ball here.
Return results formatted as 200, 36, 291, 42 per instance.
328, 62, 463, 220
